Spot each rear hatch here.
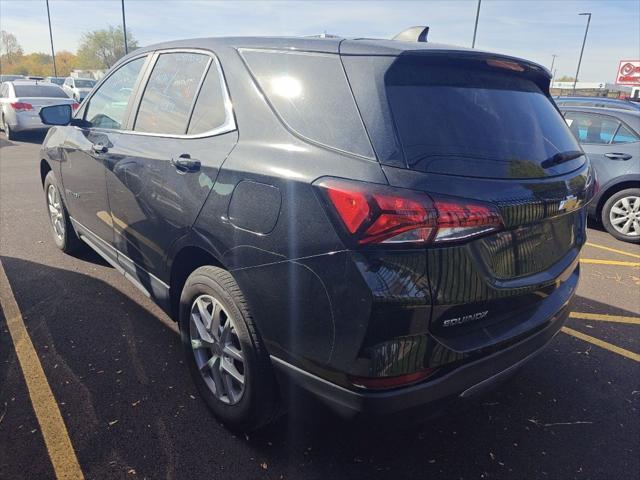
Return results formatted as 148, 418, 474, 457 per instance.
342, 47, 595, 354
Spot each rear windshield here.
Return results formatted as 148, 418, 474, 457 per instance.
74, 79, 95, 88
13, 84, 68, 98
344, 56, 583, 178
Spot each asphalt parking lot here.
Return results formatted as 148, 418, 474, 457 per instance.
0, 132, 638, 480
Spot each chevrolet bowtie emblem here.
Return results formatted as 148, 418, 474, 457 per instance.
559, 195, 579, 211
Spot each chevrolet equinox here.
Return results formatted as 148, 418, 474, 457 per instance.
38, 29, 596, 431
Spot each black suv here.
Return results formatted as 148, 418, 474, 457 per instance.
39, 31, 595, 430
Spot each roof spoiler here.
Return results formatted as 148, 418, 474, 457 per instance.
392, 26, 429, 43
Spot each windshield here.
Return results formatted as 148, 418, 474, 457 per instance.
13, 84, 69, 98
75, 79, 95, 88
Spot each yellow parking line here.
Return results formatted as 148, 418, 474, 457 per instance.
580, 258, 640, 267
570, 312, 640, 325
561, 326, 640, 362
585, 242, 640, 259
0, 260, 84, 479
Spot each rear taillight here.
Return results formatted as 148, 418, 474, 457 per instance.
10, 102, 33, 111
71, 102, 80, 111
315, 178, 502, 245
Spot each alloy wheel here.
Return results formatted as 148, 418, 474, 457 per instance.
47, 184, 65, 240
609, 195, 640, 238
190, 294, 246, 405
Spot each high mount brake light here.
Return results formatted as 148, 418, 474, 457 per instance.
315, 178, 503, 245
10, 102, 33, 111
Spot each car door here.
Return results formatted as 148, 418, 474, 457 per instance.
60, 55, 150, 259
563, 110, 637, 188
104, 50, 237, 291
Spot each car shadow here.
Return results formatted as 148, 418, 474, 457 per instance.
0, 257, 637, 480
10, 130, 48, 145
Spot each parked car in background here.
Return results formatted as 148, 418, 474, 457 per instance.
0, 74, 25, 83
38, 33, 595, 431
45, 76, 66, 86
555, 96, 640, 112
0, 80, 78, 140
62, 77, 96, 102
560, 106, 640, 243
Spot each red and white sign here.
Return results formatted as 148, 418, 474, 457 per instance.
616, 60, 640, 85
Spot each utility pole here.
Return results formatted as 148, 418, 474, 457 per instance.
472, 0, 482, 48
121, 0, 128, 54
550, 54, 557, 83
45, 0, 57, 77
572, 12, 591, 95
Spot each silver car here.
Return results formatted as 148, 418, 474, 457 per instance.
0, 81, 77, 140
62, 77, 96, 102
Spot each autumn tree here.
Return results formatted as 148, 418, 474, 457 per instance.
0, 30, 24, 73
77, 25, 138, 69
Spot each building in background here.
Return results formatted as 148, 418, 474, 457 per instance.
550, 81, 632, 99
70, 69, 105, 80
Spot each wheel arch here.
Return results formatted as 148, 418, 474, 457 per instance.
40, 158, 52, 187
168, 243, 226, 321
596, 177, 640, 220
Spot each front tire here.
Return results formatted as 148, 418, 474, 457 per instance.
44, 171, 82, 253
601, 188, 640, 243
179, 266, 279, 431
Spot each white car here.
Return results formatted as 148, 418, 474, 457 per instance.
62, 77, 96, 102
0, 81, 77, 140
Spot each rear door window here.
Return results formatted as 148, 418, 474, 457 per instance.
186, 60, 230, 135
134, 52, 209, 135
240, 49, 374, 159
564, 112, 620, 144
612, 124, 640, 144
84, 57, 146, 130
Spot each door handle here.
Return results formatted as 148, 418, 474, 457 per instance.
91, 143, 108, 154
605, 152, 632, 160
171, 153, 201, 172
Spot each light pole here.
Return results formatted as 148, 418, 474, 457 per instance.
572, 12, 591, 95
550, 54, 557, 83
121, 0, 128, 54
472, 0, 482, 48
45, 0, 57, 77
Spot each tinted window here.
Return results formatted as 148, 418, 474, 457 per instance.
187, 62, 228, 135
75, 79, 95, 88
612, 124, 640, 144
85, 57, 145, 130
13, 85, 68, 98
241, 50, 374, 158
135, 53, 209, 135
564, 112, 620, 144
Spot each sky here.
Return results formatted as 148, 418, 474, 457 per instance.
0, 0, 638, 82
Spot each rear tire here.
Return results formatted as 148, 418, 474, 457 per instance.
179, 266, 279, 431
43, 171, 82, 253
4, 121, 16, 141
601, 188, 640, 243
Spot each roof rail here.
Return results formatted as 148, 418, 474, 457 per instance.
392, 26, 429, 43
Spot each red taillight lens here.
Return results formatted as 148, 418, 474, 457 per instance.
315, 178, 503, 245
10, 102, 33, 111
71, 102, 80, 112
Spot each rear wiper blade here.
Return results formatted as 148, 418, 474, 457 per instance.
541, 151, 585, 169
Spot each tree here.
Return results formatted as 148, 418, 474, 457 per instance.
55, 51, 79, 77
556, 75, 576, 82
1, 31, 24, 72
76, 25, 138, 70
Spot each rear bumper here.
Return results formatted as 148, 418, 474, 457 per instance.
272, 301, 569, 418
10, 112, 47, 132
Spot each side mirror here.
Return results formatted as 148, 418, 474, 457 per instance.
39, 104, 72, 126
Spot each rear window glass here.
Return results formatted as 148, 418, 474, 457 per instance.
13, 85, 68, 98
74, 79, 95, 88
240, 49, 374, 159
344, 56, 582, 178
